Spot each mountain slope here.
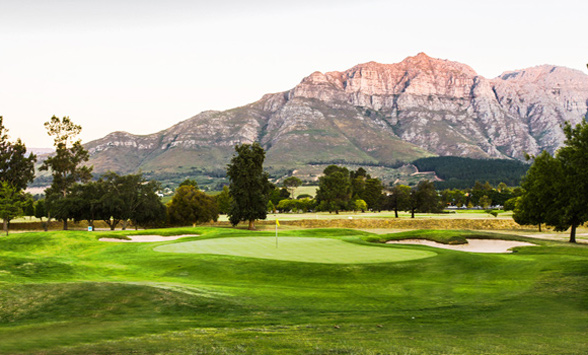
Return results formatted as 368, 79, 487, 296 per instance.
83, 53, 588, 182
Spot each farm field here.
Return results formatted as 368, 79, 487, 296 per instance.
1, 227, 587, 354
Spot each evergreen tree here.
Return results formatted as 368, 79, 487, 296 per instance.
226, 143, 271, 230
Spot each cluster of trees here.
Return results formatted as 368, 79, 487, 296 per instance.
38, 117, 168, 230
513, 121, 588, 242
315, 166, 384, 213
438, 181, 521, 209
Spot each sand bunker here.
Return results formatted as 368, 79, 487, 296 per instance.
100, 235, 199, 243
386, 239, 535, 253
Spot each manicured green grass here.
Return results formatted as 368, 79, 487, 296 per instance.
0, 227, 587, 354
155, 236, 436, 263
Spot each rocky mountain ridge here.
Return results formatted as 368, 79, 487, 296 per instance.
84, 53, 588, 181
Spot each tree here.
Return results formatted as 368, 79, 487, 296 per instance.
361, 178, 384, 211
283, 176, 302, 199
315, 165, 351, 214
96, 172, 166, 230
513, 151, 563, 234
546, 121, 588, 242
354, 199, 368, 212
167, 185, 218, 226
387, 184, 411, 218
215, 185, 232, 214
40, 116, 93, 229
34, 199, 49, 231
23, 198, 35, 218
0, 117, 37, 233
179, 178, 199, 189
410, 180, 441, 218
226, 143, 271, 230
0, 182, 23, 235
0, 117, 37, 191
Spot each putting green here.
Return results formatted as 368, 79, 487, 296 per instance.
154, 237, 436, 264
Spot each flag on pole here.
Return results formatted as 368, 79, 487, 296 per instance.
276, 219, 280, 227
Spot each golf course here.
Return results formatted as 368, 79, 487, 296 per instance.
1, 227, 587, 354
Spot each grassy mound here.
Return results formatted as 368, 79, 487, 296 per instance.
0, 227, 587, 354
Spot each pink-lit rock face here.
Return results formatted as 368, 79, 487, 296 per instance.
82, 53, 588, 175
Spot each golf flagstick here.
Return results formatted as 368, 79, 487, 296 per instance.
275, 219, 280, 248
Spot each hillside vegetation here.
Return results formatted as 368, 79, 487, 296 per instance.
412, 156, 530, 189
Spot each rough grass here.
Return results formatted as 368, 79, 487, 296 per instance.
0, 227, 587, 354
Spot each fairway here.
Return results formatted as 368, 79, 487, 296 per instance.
155, 236, 436, 263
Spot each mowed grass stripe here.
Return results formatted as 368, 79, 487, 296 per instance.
155, 237, 436, 264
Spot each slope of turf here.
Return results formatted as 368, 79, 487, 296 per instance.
0, 227, 587, 354
155, 236, 436, 263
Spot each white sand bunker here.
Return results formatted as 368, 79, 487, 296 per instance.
386, 239, 535, 253
100, 235, 199, 243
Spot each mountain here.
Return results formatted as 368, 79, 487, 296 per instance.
83, 53, 588, 185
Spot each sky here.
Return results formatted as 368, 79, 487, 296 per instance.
1, 0, 586, 148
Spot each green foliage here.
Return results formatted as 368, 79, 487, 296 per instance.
515, 121, 588, 242
315, 165, 351, 213
282, 176, 302, 197
354, 199, 368, 212
411, 180, 442, 217
269, 186, 290, 206
167, 185, 218, 226
178, 178, 199, 189
413, 156, 529, 189
0, 182, 23, 234
34, 199, 47, 220
513, 151, 563, 233
41, 116, 93, 229
22, 197, 34, 217
479, 195, 492, 209
503, 197, 518, 211
385, 184, 411, 217
0, 117, 37, 192
361, 178, 383, 211
226, 143, 271, 229
214, 185, 232, 214
276, 198, 316, 213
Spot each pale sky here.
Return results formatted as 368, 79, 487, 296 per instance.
1, 0, 586, 148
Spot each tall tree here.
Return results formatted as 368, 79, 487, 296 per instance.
361, 178, 384, 211
514, 120, 588, 242
226, 143, 271, 230
512, 152, 561, 233
40, 116, 93, 230
547, 122, 588, 242
315, 165, 351, 214
0, 117, 37, 233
